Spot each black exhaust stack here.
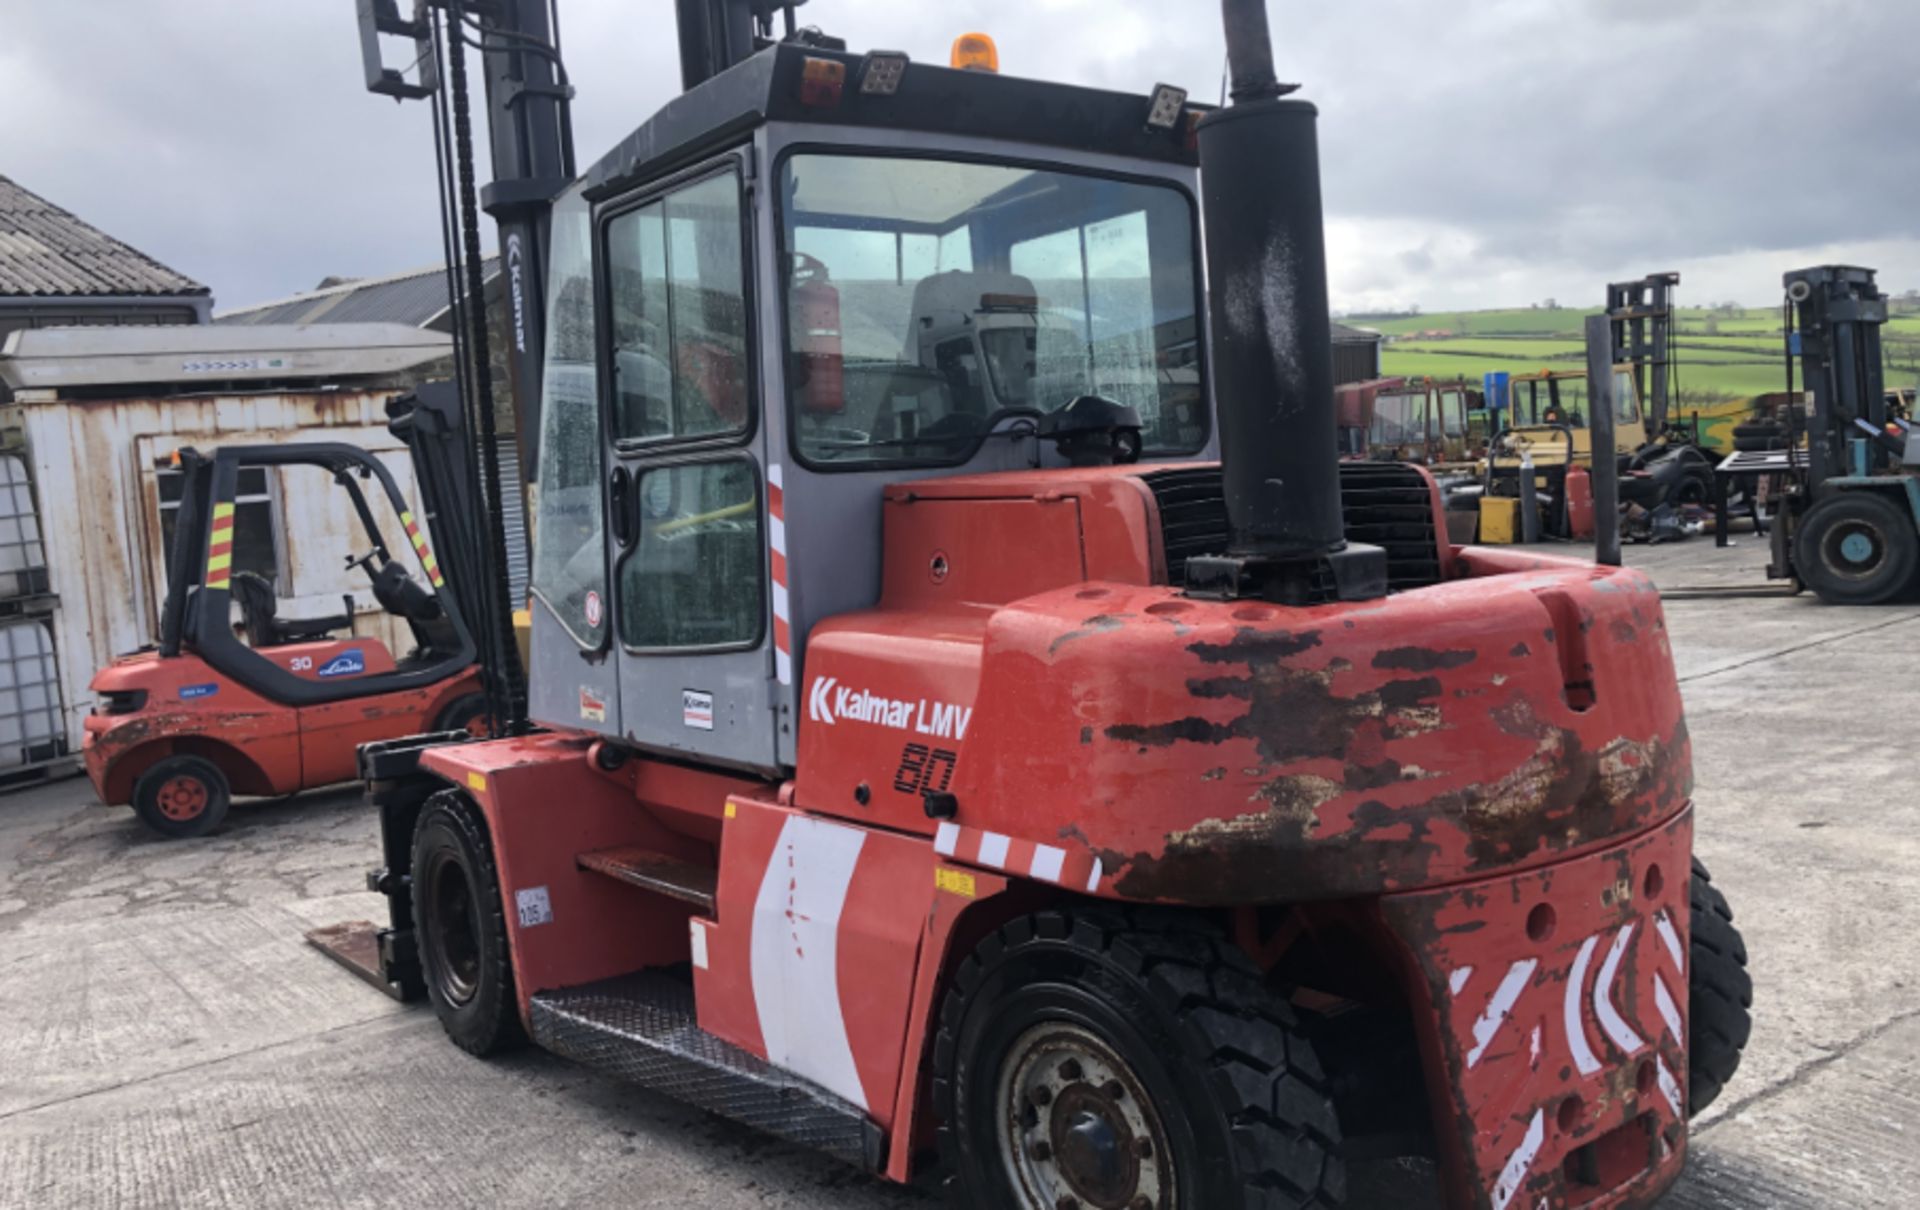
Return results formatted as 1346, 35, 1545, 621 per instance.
1184, 0, 1386, 605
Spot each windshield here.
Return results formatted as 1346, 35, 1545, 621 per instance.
779, 153, 1207, 467
1370, 391, 1424, 446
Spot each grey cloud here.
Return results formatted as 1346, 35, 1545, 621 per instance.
3, 0, 1914, 313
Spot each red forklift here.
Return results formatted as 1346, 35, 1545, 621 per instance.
335, 2, 1753, 1206
84, 387, 490, 837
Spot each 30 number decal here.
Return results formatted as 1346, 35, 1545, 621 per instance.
289, 656, 314, 672
894, 743, 958, 796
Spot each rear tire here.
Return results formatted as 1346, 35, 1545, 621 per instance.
131, 755, 231, 839
933, 907, 1344, 1209
411, 790, 526, 1056
433, 692, 492, 737
1793, 492, 1919, 605
1688, 858, 1751, 1115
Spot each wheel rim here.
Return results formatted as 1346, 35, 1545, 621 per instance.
995, 1021, 1174, 1210
155, 774, 209, 821
424, 848, 482, 1005
1821, 518, 1887, 580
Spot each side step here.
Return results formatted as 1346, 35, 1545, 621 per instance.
576, 846, 716, 913
529, 974, 883, 1170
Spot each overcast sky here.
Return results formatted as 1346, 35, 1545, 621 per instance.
6, 0, 1917, 316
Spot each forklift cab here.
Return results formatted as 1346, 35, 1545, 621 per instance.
525, 45, 1214, 772
161, 443, 476, 704
1493, 366, 1645, 470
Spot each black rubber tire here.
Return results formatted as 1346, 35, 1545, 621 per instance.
411, 790, 526, 1056
130, 754, 232, 839
432, 692, 492, 736
1732, 421, 1786, 453
933, 907, 1344, 1209
1793, 492, 1920, 605
1688, 858, 1751, 1116
1670, 470, 1712, 510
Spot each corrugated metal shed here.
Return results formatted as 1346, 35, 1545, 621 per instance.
217, 258, 499, 330
0, 177, 209, 300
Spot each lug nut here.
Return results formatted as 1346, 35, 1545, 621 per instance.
1058, 1058, 1084, 1081
1029, 1140, 1052, 1162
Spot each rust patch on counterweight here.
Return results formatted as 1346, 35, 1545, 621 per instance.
1098, 624, 1690, 903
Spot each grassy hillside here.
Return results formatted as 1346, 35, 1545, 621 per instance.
1358, 304, 1920, 404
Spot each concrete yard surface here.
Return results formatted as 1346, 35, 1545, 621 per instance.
2, 535, 1917, 1207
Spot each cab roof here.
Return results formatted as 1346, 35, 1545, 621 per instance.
581, 41, 1202, 202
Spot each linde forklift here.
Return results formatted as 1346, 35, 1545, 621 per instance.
338, 2, 1753, 1206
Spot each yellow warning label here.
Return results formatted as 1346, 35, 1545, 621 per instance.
935, 868, 976, 898
724, 801, 738, 819
466, 771, 487, 793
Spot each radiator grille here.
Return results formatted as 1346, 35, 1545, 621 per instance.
1138, 463, 1444, 592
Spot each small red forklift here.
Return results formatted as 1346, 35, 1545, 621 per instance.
84, 388, 488, 837
339, 2, 1752, 1206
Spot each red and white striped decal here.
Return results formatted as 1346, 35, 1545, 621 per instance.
933, 820, 1103, 892
768, 463, 791, 685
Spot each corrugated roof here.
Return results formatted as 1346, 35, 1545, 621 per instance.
0, 176, 208, 299
217, 258, 500, 330
1331, 321, 1383, 344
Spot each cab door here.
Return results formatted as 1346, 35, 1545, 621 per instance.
598, 157, 779, 773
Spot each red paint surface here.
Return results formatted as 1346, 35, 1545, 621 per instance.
420, 736, 728, 1024
83, 649, 481, 805
1381, 808, 1694, 1209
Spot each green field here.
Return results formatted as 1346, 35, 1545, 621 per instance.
1361, 304, 1920, 404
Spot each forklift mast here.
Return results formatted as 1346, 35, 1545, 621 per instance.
1784, 264, 1891, 490
1607, 270, 1679, 435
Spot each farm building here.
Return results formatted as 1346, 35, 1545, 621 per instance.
0, 324, 450, 786
1331, 320, 1384, 384
0, 176, 211, 387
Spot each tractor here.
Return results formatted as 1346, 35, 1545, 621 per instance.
333, 2, 1753, 1207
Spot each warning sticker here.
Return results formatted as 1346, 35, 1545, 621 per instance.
515, 886, 553, 928
579, 686, 607, 723
682, 689, 714, 731
583, 590, 603, 628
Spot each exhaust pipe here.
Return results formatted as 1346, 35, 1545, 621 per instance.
1186, 0, 1385, 604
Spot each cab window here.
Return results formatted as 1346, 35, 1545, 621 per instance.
530, 186, 608, 647
780, 153, 1205, 467
618, 460, 762, 650
605, 170, 750, 444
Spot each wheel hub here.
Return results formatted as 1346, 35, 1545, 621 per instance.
155, 775, 208, 821
1823, 519, 1886, 577
997, 1023, 1172, 1210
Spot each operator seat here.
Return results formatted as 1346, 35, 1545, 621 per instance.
368, 558, 460, 658
229, 572, 354, 648
893, 269, 1042, 439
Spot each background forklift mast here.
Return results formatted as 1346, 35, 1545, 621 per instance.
343, 4, 1752, 1208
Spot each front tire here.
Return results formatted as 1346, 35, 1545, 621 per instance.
1688, 858, 1752, 1115
933, 908, 1344, 1209
411, 790, 525, 1056
131, 755, 231, 839
1793, 492, 1919, 605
